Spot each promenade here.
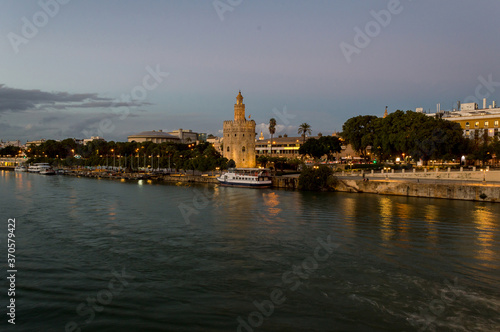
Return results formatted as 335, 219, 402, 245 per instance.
338, 167, 500, 183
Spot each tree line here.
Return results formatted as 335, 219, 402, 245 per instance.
23, 140, 229, 172
341, 110, 500, 165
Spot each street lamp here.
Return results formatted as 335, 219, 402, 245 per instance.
111, 149, 115, 169
136, 148, 139, 171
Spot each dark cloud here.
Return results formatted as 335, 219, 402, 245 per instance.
0, 85, 152, 113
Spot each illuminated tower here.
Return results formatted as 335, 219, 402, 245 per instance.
222, 91, 256, 168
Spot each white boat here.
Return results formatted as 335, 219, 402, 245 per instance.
28, 163, 51, 173
217, 168, 272, 188
39, 168, 56, 175
14, 165, 27, 172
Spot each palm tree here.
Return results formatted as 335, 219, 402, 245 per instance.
298, 123, 312, 143
269, 118, 277, 155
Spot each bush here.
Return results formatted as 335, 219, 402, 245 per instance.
298, 165, 336, 191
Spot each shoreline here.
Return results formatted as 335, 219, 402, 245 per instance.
6, 169, 500, 203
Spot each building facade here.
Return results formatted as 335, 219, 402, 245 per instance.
127, 130, 180, 143
255, 134, 362, 162
438, 98, 500, 139
222, 91, 256, 168
168, 129, 202, 143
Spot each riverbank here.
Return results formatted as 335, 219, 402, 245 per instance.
30, 169, 500, 203
64, 170, 219, 184
334, 178, 500, 203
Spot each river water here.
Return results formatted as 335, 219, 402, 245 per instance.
1, 171, 499, 331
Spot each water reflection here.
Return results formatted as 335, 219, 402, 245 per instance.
262, 192, 281, 216
379, 196, 394, 243
424, 204, 439, 244
472, 206, 497, 267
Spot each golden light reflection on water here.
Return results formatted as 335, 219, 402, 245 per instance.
342, 197, 357, 222
13, 172, 32, 203
263, 192, 281, 216
379, 197, 394, 243
472, 206, 497, 266
425, 204, 439, 244
395, 202, 410, 238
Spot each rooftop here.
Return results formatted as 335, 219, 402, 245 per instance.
128, 130, 180, 139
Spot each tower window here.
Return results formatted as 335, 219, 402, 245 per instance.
243, 134, 245, 137
242, 146, 246, 152
227, 147, 230, 152
465, 122, 470, 128
234, 134, 237, 137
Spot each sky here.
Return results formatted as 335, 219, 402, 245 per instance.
1, 0, 500, 142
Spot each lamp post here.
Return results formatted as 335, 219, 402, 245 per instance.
111, 149, 115, 170
136, 148, 139, 171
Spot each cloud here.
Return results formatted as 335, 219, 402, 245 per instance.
0, 85, 151, 113
256, 123, 297, 138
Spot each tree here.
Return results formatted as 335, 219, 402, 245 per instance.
319, 136, 342, 161
298, 123, 312, 143
269, 118, 276, 155
298, 165, 335, 191
357, 110, 467, 164
299, 138, 325, 160
257, 155, 269, 168
0, 145, 21, 157
341, 115, 378, 160
299, 136, 341, 161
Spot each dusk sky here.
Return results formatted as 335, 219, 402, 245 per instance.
1, 0, 500, 142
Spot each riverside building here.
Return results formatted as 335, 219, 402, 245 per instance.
425, 98, 500, 139
127, 130, 180, 143
222, 91, 256, 168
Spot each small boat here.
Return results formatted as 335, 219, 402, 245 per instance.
39, 168, 56, 175
14, 165, 27, 172
28, 163, 51, 173
217, 168, 272, 188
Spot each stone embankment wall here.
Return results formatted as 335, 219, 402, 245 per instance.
334, 179, 500, 203
159, 175, 218, 184
346, 168, 500, 182
272, 177, 299, 189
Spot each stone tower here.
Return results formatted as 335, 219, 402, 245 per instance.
223, 91, 256, 168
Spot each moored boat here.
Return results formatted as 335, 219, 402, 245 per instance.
14, 165, 27, 172
39, 167, 56, 175
28, 163, 51, 173
217, 168, 272, 188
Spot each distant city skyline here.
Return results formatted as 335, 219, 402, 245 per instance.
2, 0, 500, 142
